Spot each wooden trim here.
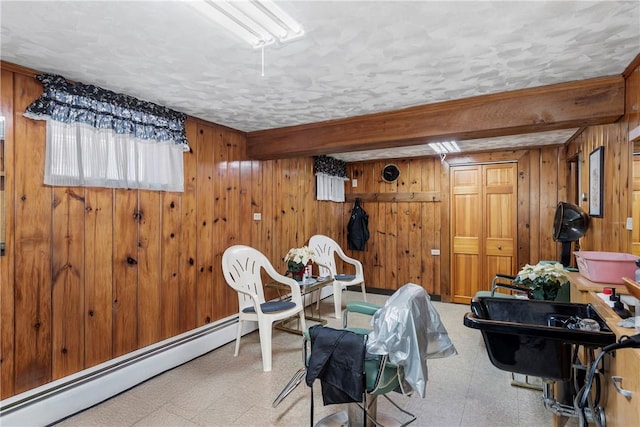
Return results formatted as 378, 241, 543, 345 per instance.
622, 52, 640, 79
0, 61, 40, 77
517, 151, 531, 266
345, 191, 441, 203
247, 76, 625, 159
565, 127, 587, 147
439, 160, 451, 302
629, 125, 640, 143
0, 68, 15, 398
187, 115, 248, 136
444, 150, 529, 165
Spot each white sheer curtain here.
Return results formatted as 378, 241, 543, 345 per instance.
24, 73, 189, 193
316, 172, 348, 202
45, 121, 184, 192
314, 155, 348, 202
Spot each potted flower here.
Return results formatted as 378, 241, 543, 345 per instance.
284, 246, 316, 281
514, 262, 570, 301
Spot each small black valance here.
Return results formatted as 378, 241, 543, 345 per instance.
314, 155, 347, 178
24, 74, 190, 151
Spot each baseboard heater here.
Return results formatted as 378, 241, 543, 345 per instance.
0, 287, 333, 426
0, 314, 248, 426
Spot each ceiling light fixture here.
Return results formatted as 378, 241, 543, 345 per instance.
188, 0, 304, 48
429, 140, 461, 154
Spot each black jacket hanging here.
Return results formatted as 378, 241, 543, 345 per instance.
347, 198, 369, 251
305, 325, 366, 405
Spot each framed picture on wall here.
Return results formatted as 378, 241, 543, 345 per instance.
589, 146, 604, 217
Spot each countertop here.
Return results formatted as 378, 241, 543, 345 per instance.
567, 271, 630, 295
568, 271, 639, 353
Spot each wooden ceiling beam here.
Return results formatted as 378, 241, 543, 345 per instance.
246, 75, 625, 160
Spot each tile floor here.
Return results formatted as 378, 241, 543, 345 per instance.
57, 291, 553, 427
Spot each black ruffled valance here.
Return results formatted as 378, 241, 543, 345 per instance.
24, 74, 190, 151
314, 155, 347, 178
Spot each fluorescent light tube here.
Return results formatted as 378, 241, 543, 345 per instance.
187, 0, 304, 48
443, 141, 461, 152
212, 1, 275, 44
429, 141, 460, 154
429, 142, 444, 154
234, 2, 289, 40
259, 0, 304, 40
188, 1, 264, 47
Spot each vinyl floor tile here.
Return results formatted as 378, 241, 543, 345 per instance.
57, 291, 553, 427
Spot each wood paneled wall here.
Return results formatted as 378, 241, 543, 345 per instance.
339, 58, 640, 299
1, 58, 637, 400
0, 65, 343, 398
344, 159, 443, 294
566, 60, 639, 254
342, 147, 568, 300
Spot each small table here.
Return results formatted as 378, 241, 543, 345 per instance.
267, 276, 333, 334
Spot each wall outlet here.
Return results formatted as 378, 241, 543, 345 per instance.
352, 179, 358, 188
431, 249, 440, 256
626, 217, 633, 230
253, 212, 262, 221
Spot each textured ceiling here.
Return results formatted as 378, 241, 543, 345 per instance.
1, 1, 639, 161
334, 128, 581, 162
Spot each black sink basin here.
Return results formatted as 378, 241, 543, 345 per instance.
463, 297, 616, 381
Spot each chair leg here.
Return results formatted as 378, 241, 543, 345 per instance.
257, 319, 273, 372
272, 368, 306, 408
360, 281, 367, 302
234, 318, 243, 357
298, 310, 307, 333
381, 394, 417, 426
333, 283, 342, 319
315, 289, 321, 310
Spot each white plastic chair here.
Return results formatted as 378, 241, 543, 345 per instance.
222, 245, 307, 372
308, 234, 366, 319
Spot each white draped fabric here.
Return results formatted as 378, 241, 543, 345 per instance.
45, 121, 185, 192
315, 172, 348, 202
24, 73, 189, 192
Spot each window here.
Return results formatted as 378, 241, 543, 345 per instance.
25, 74, 190, 192
314, 155, 348, 202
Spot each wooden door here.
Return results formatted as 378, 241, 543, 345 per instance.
451, 163, 517, 304
451, 166, 481, 303
482, 164, 517, 291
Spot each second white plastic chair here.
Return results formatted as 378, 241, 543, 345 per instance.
308, 234, 366, 319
